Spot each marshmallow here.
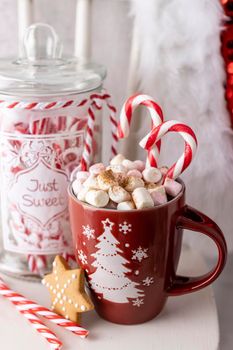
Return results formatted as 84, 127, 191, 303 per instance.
124, 176, 145, 192
132, 188, 154, 209
149, 186, 167, 206
164, 178, 182, 197
146, 182, 160, 190
117, 201, 135, 210
76, 171, 90, 181
114, 172, 127, 187
77, 186, 89, 202
72, 179, 84, 196
110, 154, 125, 165
83, 174, 99, 190
79, 177, 88, 185
142, 167, 162, 183
107, 164, 127, 174
122, 159, 137, 170
71, 155, 183, 210
160, 166, 169, 176
89, 163, 105, 175
108, 186, 131, 203
127, 169, 142, 178
97, 170, 118, 190
134, 160, 145, 172
85, 190, 109, 208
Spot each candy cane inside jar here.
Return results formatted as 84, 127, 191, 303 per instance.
139, 120, 198, 180
0, 23, 109, 279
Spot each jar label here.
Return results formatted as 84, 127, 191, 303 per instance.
0, 132, 84, 254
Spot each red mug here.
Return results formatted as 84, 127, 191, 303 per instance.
68, 180, 227, 324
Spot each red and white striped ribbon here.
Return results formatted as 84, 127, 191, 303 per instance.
90, 92, 118, 156
0, 98, 89, 111
140, 120, 197, 179
0, 277, 89, 339
81, 92, 118, 170
117, 94, 164, 167
80, 103, 96, 171
0, 279, 62, 349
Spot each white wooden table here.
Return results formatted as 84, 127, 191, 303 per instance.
0, 247, 219, 350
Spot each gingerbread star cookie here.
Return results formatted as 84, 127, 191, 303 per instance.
42, 256, 94, 323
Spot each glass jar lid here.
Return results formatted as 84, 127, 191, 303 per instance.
0, 23, 106, 97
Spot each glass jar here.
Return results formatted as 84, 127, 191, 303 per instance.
0, 23, 106, 280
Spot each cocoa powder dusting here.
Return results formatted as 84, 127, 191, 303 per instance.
99, 169, 115, 182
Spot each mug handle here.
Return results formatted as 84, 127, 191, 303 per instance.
167, 205, 227, 296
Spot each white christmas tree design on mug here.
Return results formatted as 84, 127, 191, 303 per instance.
89, 218, 144, 304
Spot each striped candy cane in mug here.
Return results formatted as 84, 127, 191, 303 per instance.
117, 94, 164, 167
140, 120, 198, 179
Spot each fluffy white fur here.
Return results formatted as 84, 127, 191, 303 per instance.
129, 0, 233, 256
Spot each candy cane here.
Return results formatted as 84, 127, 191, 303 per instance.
139, 120, 197, 179
0, 279, 62, 349
117, 94, 164, 167
27, 255, 47, 275
28, 254, 76, 278
0, 277, 89, 338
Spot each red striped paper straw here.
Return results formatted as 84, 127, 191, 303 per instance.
0, 277, 89, 338
20, 311, 62, 349
0, 278, 62, 349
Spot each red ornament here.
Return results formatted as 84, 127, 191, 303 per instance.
221, 0, 233, 17
221, 0, 233, 125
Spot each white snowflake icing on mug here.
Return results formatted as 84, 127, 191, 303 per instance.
82, 225, 95, 240
119, 221, 132, 234
142, 277, 154, 286
131, 246, 149, 262
89, 218, 144, 303
77, 250, 87, 265
132, 298, 144, 307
